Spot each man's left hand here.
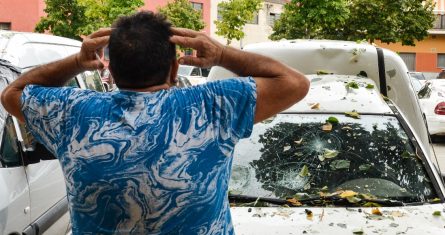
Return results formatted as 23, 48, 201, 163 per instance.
76, 28, 112, 71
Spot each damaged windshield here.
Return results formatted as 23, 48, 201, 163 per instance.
229, 114, 438, 205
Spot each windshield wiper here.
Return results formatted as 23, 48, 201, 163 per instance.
229, 194, 406, 207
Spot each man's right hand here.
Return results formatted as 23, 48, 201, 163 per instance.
170, 28, 225, 68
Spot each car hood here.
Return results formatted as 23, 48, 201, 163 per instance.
231, 204, 445, 234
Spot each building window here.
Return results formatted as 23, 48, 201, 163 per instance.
268, 13, 280, 27
438, 54, 445, 68
0, 22, 11, 30
191, 2, 203, 12
217, 6, 223, 21
247, 12, 259, 24
434, 15, 445, 29
399, 53, 416, 71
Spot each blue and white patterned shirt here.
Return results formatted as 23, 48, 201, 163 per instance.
21, 78, 257, 234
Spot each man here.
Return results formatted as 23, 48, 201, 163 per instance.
1, 11, 309, 234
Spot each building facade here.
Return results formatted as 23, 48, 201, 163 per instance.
0, 0, 211, 35
210, 0, 286, 48
375, 0, 445, 73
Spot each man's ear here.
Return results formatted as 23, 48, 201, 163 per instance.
169, 59, 179, 84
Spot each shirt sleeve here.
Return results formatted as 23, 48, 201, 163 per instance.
21, 85, 77, 155
192, 77, 257, 144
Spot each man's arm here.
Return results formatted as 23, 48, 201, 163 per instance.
170, 28, 309, 123
1, 28, 111, 122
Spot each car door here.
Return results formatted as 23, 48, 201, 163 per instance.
0, 73, 31, 234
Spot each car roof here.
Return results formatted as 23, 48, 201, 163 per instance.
286, 74, 392, 114
0, 30, 81, 68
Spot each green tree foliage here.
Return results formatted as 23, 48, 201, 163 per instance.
158, 0, 205, 31
215, 0, 262, 45
35, 0, 143, 39
78, 0, 144, 35
271, 0, 435, 46
270, 0, 350, 41
35, 0, 86, 40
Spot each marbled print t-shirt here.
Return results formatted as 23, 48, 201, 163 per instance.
21, 78, 257, 234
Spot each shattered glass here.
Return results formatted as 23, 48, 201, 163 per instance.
230, 114, 437, 204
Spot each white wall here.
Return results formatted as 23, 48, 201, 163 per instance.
210, 0, 285, 48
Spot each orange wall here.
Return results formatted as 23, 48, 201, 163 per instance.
0, 0, 45, 32
375, 35, 445, 72
0, 0, 211, 35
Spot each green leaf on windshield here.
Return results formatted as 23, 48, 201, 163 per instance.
326, 116, 339, 124
299, 165, 310, 177
324, 149, 339, 159
359, 164, 372, 171
345, 111, 361, 119
330, 160, 350, 170
401, 151, 415, 159
346, 196, 361, 203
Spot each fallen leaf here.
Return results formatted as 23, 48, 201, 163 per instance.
321, 186, 329, 192
324, 149, 339, 159
305, 209, 313, 220
366, 84, 375, 89
342, 126, 353, 130
326, 116, 339, 124
372, 208, 382, 216
286, 198, 302, 206
352, 228, 364, 234
283, 146, 291, 152
340, 190, 358, 198
401, 151, 415, 159
322, 122, 333, 132
330, 160, 350, 170
346, 196, 361, 203
359, 164, 372, 171
299, 165, 309, 177
311, 103, 320, 110
317, 70, 330, 75
363, 202, 382, 207
294, 138, 303, 144
345, 111, 361, 119
390, 211, 404, 217
433, 211, 441, 216
346, 81, 359, 89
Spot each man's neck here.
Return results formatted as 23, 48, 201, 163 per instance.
119, 83, 171, 93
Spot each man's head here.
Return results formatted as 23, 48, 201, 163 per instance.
108, 11, 177, 89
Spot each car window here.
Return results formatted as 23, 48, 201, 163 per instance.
418, 83, 432, 99
230, 114, 437, 204
201, 68, 211, 77
178, 66, 192, 76
65, 78, 80, 88
0, 116, 21, 168
190, 67, 200, 76
81, 71, 105, 92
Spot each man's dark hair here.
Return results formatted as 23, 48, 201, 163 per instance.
109, 11, 176, 88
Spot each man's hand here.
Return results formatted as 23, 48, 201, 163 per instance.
1, 28, 112, 123
76, 28, 112, 71
170, 28, 224, 68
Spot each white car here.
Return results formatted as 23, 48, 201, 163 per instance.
0, 30, 105, 235
418, 80, 445, 137
409, 72, 427, 93
208, 40, 444, 234
177, 65, 210, 86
